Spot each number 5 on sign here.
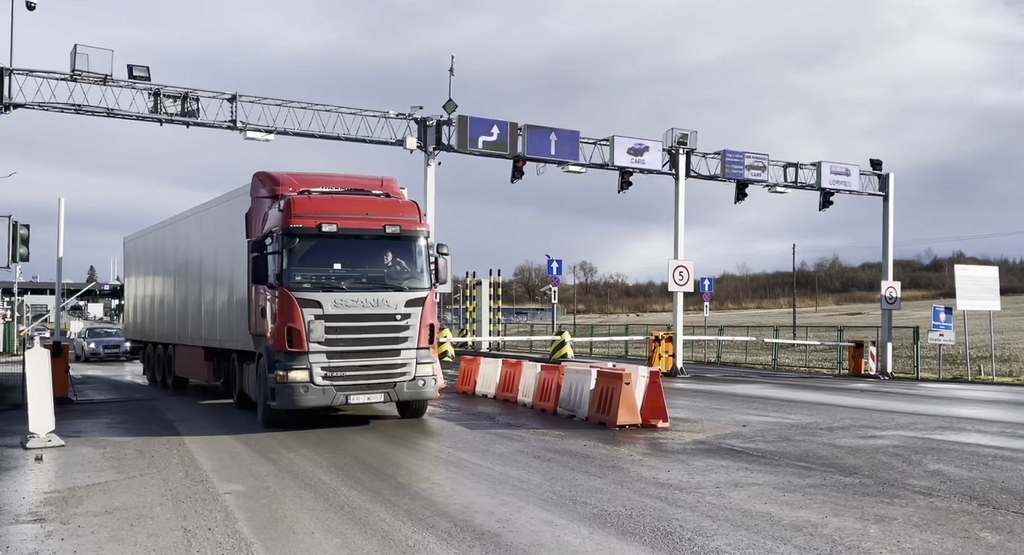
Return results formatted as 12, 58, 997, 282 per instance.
668, 259, 695, 292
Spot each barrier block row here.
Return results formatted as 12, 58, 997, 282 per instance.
453, 355, 670, 429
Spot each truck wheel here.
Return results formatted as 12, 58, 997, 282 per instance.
231, 354, 253, 409
165, 347, 188, 392
396, 400, 429, 419
143, 345, 157, 385
256, 358, 282, 428
154, 345, 168, 388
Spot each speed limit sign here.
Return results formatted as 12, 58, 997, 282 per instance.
668, 259, 695, 292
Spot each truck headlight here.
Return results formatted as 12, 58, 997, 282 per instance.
308, 320, 325, 343
415, 349, 436, 376
275, 369, 311, 383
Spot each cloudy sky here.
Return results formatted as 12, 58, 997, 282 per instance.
1, 0, 1022, 285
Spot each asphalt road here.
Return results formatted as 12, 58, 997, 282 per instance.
2, 359, 1023, 554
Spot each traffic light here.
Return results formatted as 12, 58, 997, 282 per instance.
617, 169, 633, 194
733, 182, 749, 204
818, 190, 835, 212
510, 156, 526, 184
9, 220, 29, 263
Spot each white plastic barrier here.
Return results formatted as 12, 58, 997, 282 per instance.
556, 365, 597, 419
516, 362, 542, 407
475, 357, 502, 398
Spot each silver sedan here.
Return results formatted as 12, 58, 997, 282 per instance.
73, 326, 132, 362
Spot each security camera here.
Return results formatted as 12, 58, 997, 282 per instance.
25, 1, 37, 11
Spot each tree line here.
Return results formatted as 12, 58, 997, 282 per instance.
448, 250, 1024, 314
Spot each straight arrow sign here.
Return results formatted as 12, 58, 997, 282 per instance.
549, 131, 557, 156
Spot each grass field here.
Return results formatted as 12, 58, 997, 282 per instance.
525, 295, 1024, 382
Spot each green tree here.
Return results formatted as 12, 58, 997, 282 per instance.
86, 265, 99, 284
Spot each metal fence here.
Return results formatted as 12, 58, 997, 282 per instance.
0, 353, 25, 409
498, 323, 922, 377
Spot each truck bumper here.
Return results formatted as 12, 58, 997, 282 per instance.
271, 376, 440, 410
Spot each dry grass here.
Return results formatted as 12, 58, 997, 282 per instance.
537, 295, 1024, 381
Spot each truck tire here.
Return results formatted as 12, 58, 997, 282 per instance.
165, 347, 188, 392
255, 357, 283, 427
143, 345, 157, 385
231, 354, 253, 409
154, 345, 168, 388
396, 400, 429, 419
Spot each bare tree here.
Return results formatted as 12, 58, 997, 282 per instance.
576, 260, 599, 294
512, 261, 546, 301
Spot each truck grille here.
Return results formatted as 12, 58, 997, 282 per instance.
306, 311, 418, 386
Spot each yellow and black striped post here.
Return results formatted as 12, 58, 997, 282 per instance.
468, 272, 478, 349
488, 269, 495, 341
437, 327, 456, 362
549, 330, 575, 362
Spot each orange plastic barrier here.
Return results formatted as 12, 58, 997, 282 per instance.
495, 359, 524, 403
639, 369, 670, 428
455, 356, 482, 395
44, 341, 70, 401
588, 368, 642, 428
533, 363, 565, 414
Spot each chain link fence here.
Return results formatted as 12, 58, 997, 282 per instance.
0, 353, 25, 409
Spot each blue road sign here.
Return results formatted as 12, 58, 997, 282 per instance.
702, 292, 712, 302
550, 276, 561, 287
546, 258, 563, 276
931, 305, 953, 331
522, 124, 580, 163
699, 276, 715, 293
456, 115, 517, 155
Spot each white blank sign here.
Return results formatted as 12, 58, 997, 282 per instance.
954, 264, 1001, 312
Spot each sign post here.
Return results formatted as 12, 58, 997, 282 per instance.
953, 264, 1002, 381
929, 304, 955, 380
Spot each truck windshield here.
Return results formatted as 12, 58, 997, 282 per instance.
282, 234, 432, 292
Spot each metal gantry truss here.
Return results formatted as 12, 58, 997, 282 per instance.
2, 68, 418, 146
2, 67, 883, 195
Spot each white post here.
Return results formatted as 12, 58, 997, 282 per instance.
54, 198, 65, 342
423, 150, 437, 248
12, 263, 18, 351
672, 150, 687, 375
880, 172, 895, 377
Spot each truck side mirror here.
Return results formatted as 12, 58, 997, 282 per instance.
434, 256, 449, 286
435, 242, 450, 257
250, 254, 269, 286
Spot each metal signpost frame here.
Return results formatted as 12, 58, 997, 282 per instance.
2, 63, 894, 375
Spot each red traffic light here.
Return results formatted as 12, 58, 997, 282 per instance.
513, 158, 526, 168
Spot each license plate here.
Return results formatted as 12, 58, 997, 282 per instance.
103, 346, 118, 351
347, 393, 385, 404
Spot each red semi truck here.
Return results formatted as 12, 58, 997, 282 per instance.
123, 171, 450, 426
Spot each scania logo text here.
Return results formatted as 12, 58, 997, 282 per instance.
333, 297, 394, 309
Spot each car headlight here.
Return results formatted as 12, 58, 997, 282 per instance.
124, 341, 131, 348
88, 342, 96, 349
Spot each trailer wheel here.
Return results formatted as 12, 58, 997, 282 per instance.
396, 400, 429, 419
231, 354, 252, 409
143, 345, 157, 385
154, 345, 168, 388
165, 347, 188, 392
255, 357, 282, 427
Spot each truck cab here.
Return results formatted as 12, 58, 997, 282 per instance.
244, 171, 449, 424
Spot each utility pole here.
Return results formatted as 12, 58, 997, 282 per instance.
792, 243, 797, 339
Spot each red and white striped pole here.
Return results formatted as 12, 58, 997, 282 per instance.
867, 341, 877, 375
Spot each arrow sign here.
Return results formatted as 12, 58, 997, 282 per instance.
699, 276, 715, 293
546, 258, 563, 276
478, 124, 500, 149
522, 124, 580, 163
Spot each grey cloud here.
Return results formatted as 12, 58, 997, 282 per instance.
2, 0, 1023, 284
